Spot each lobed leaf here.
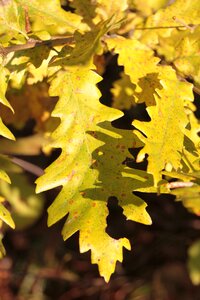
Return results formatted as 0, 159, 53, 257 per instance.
133, 68, 193, 185
36, 25, 152, 280
35, 65, 129, 281
107, 36, 194, 186
106, 36, 160, 87
69, 0, 96, 28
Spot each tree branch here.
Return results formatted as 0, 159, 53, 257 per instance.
0, 36, 74, 56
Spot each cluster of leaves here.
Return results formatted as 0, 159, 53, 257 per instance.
0, 0, 200, 282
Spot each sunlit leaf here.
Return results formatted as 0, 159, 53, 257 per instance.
0, 0, 28, 43
36, 25, 152, 280
94, 0, 128, 22
129, 0, 168, 16
15, 0, 85, 34
0, 201, 15, 229
133, 68, 193, 185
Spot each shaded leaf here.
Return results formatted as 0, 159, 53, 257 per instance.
188, 239, 200, 285
0, 173, 45, 230
69, 0, 96, 28
111, 73, 136, 110
0, 233, 6, 258
106, 36, 160, 87
52, 18, 114, 67
172, 185, 200, 216
182, 113, 200, 173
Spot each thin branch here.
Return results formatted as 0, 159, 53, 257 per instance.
193, 85, 200, 96
134, 24, 199, 31
135, 25, 187, 30
167, 181, 194, 189
0, 36, 74, 56
11, 157, 44, 177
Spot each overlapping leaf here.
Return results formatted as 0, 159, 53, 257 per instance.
35, 65, 132, 281
136, 0, 200, 87
1, 0, 200, 281
157, 27, 200, 86
69, 0, 96, 28
15, 0, 85, 34
35, 22, 153, 280
139, 0, 200, 46
51, 18, 114, 67
111, 73, 136, 110
129, 0, 168, 17
7, 44, 58, 86
94, 0, 128, 22
107, 36, 194, 185
1, 82, 56, 131
106, 36, 160, 87
134, 68, 194, 185
0, 0, 28, 43
0, 233, 5, 259
182, 112, 200, 173
0, 65, 15, 251
146, 0, 200, 29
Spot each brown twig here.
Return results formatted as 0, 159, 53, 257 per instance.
11, 157, 44, 177
167, 181, 194, 189
0, 36, 74, 56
